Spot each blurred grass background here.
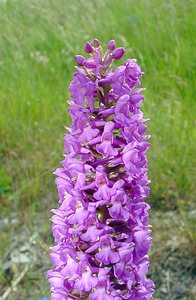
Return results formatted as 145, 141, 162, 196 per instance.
0, 0, 195, 299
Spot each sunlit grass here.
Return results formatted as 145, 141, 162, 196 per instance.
1, 0, 195, 212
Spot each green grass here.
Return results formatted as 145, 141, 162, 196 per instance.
0, 0, 195, 298
0, 0, 195, 212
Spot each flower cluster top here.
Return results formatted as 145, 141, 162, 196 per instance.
47, 39, 154, 300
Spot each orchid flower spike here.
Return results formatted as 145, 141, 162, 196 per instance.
47, 39, 154, 300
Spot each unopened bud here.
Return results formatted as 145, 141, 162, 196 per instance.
93, 38, 100, 47
112, 47, 126, 60
75, 55, 85, 66
85, 41, 93, 54
108, 39, 116, 51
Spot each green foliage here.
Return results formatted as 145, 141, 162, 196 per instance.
0, 169, 11, 195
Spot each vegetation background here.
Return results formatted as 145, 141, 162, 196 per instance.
0, 0, 195, 299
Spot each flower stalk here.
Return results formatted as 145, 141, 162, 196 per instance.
47, 39, 154, 299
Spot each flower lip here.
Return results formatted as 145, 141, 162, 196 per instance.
97, 175, 107, 185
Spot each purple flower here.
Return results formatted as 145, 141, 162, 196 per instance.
93, 165, 115, 202
124, 59, 144, 89
108, 190, 129, 221
133, 228, 152, 259
60, 254, 78, 277
74, 265, 98, 292
67, 198, 89, 225
95, 236, 120, 265
90, 282, 114, 300
68, 69, 97, 111
96, 121, 118, 158
47, 270, 65, 289
80, 216, 103, 242
114, 246, 133, 282
86, 235, 120, 265
115, 94, 130, 115
48, 39, 154, 299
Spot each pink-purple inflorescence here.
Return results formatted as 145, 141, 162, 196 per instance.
47, 39, 155, 300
